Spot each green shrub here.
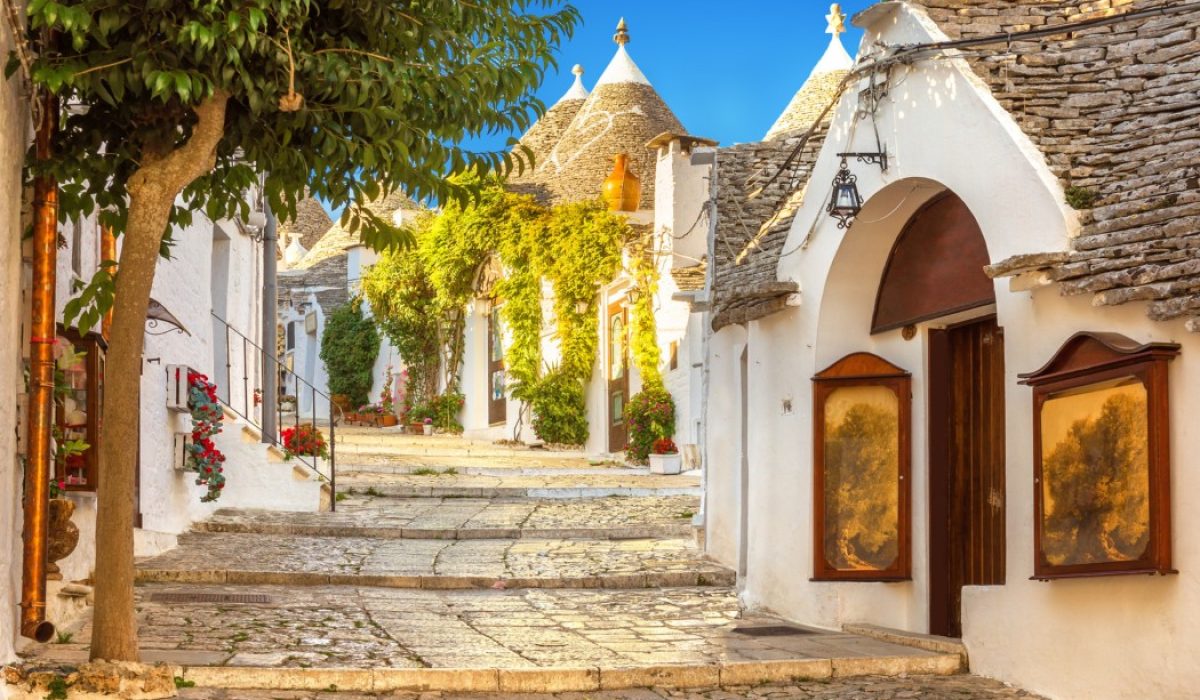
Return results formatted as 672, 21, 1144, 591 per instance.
527, 369, 588, 446
625, 386, 675, 464
320, 301, 380, 407
430, 391, 465, 433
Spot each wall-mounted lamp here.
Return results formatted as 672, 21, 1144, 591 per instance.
827, 158, 864, 230
826, 148, 888, 230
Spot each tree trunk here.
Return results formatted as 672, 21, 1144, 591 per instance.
90, 92, 229, 661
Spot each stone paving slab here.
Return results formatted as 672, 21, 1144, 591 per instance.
197, 496, 698, 540
28, 585, 959, 683
176, 674, 1045, 698
136, 532, 730, 590
338, 473, 700, 500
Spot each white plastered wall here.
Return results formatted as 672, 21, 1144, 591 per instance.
704, 2, 1200, 698
0, 37, 27, 661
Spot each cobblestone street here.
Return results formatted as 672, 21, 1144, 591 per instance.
19, 432, 1035, 696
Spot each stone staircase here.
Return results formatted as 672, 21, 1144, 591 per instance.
16, 431, 965, 695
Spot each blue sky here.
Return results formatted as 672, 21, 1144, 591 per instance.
466, 1, 872, 153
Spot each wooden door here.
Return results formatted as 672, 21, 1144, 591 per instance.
487, 307, 506, 425
607, 302, 630, 452
928, 317, 1006, 638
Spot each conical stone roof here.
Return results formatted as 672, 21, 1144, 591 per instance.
764, 6, 854, 141
277, 196, 333, 260
531, 20, 685, 208
509, 65, 589, 196
294, 188, 422, 270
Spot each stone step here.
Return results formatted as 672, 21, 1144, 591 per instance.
27, 584, 964, 694
338, 484, 702, 499
136, 568, 734, 590
202, 496, 699, 540
336, 472, 700, 500
136, 531, 729, 591
338, 463, 648, 477
196, 519, 694, 541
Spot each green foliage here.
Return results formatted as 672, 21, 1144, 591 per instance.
364, 183, 631, 445
46, 676, 69, 700
1064, 186, 1099, 210
29, 0, 581, 324
525, 368, 588, 446
629, 236, 663, 390
540, 201, 627, 384
428, 391, 466, 433
173, 677, 196, 689
320, 301, 379, 407
625, 386, 675, 464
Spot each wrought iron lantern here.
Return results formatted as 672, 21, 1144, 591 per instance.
826, 158, 863, 229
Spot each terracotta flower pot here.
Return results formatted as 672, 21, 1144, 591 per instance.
46, 498, 79, 581
410, 423, 425, 435
381, 415, 398, 427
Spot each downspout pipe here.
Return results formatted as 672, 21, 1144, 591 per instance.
261, 199, 278, 443
21, 92, 58, 643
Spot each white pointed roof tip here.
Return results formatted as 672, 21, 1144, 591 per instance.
596, 44, 651, 87
557, 64, 589, 103
812, 35, 854, 75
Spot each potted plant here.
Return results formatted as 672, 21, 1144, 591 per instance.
648, 437, 682, 475
357, 404, 379, 427
279, 394, 298, 413
281, 424, 329, 460
409, 402, 430, 435
379, 367, 398, 427
423, 417, 434, 436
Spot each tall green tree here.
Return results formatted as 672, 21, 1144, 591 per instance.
19, 0, 578, 661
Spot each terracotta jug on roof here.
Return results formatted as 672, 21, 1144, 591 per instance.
603, 153, 641, 212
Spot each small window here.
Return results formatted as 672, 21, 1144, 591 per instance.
812, 353, 912, 582
669, 341, 679, 371
286, 322, 296, 350
71, 218, 84, 277
1019, 332, 1179, 581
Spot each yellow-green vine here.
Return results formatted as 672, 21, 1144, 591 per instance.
363, 178, 632, 445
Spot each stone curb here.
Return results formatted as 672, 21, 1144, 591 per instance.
134, 568, 737, 590
842, 623, 970, 665
193, 521, 694, 540
178, 654, 962, 692
335, 485, 702, 499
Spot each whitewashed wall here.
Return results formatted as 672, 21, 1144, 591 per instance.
0, 36, 28, 661
702, 3, 1200, 699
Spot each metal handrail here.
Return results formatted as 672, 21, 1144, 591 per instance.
211, 312, 341, 511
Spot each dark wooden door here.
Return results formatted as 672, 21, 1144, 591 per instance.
928, 317, 1006, 638
487, 307, 506, 425
607, 302, 630, 452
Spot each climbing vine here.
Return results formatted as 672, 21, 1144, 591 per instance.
629, 234, 664, 390
364, 179, 636, 445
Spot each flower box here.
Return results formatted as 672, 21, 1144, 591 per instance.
649, 452, 682, 475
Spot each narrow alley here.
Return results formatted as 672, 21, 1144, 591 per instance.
14, 430, 1043, 698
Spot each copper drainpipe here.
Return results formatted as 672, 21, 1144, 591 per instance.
100, 224, 115, 341
20, 92, 59, 643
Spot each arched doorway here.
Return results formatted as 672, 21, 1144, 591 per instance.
874, 191, 1006, 638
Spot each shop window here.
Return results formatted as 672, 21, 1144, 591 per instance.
812, 352, 912, 581
54, 328, 105, 491
1019, 332, 1179, 580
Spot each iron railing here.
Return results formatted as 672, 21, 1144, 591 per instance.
211, 312, 340, 511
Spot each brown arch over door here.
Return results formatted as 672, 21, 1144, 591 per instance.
872, 192, 994, 334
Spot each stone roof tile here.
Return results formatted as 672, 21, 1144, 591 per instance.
904, 0, 1200, 328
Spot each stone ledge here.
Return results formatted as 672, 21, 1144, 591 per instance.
175, 652, 960, 694
134, 568, 734, 591
194, 521, 693, 541
842, 623, 969, 662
